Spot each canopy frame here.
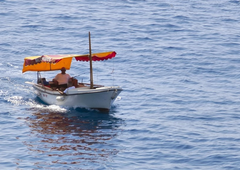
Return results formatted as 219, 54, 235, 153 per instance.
22, 33, 117, 88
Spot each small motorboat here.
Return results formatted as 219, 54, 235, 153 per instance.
22, 32, 122, 111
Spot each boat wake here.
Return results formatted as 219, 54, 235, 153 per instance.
116, 96, 122, 101
28, 103, 68, 113
4, 93, 68, 113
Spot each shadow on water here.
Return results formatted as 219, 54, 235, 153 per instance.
20, 107, 124, 169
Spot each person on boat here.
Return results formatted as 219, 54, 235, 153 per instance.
52, 67, 71, 90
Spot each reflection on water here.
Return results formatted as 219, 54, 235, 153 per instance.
22, 108, 123, 169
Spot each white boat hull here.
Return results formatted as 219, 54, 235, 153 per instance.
32, 84, 122, 111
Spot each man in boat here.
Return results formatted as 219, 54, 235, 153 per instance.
52, 67, 71, 90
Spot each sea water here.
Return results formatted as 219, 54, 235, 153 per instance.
1, 0, 240, 169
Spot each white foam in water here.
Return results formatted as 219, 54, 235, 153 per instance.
6, 95, 68, 113
33, 104, 68, 113
0, 90, 8, 96
6, 96, 23, 105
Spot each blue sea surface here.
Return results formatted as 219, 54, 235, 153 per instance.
1, 0, 240, 169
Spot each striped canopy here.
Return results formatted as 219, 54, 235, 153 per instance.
22, 51, 116, 73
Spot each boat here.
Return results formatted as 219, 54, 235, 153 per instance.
22, 32, 122, 111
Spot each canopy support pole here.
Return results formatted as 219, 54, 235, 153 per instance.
37, 71, 41, 83
89, 32, 94, 89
